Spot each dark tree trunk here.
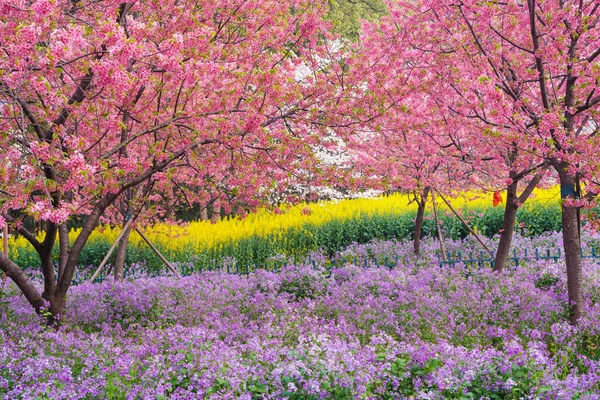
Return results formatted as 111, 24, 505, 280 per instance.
562, 201, 583, 324
494, 183, 518, 272
113, 223, 132, 281
413, 187, 430, 256
46, 293, 67, 326
556, 168, 584, 324
0, 195, 118, 326
493, 170, 546, 272
0, 251, 46, 312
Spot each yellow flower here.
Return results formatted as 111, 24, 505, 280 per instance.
9, 187, 560, 259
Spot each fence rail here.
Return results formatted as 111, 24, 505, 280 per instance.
438, 247, 600, 268
38, 246, 600, 285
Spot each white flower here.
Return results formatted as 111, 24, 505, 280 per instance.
505, 378, 517, 389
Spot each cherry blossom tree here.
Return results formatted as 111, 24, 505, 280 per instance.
427, 85, 552, 272
0, 0, 337, 322
347, 0, 561, 273
344, 15, 503, 260
344, 97, 469, 256
367, 0, 600, 323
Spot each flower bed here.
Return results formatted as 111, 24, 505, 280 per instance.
1, 232, 600, 399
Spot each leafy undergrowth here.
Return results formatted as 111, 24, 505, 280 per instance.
1, 233, 600, 399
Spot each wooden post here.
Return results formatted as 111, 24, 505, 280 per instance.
437, 191, 493, 257
89, 218, 135, 283
431, 192, 447, 262
134, 228, 181, 277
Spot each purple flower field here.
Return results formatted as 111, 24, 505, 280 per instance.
1, 233, 600, 399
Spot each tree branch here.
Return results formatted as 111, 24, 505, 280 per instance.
2, 214, 42, 252
517, 169, 547, 204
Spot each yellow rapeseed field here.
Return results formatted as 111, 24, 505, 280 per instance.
9, 187, 561, 257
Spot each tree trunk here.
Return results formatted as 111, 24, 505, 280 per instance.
46, 293, 67, 326
200, 206, 208, 221
212, 206, 220, 221
563, 202, 583, 324
0, 251, 46, 312
493, 183, 519, 272
494, 169, 546, 271
413, 187, 430, 256
113, 223, 133, 281
556, 168, 584, 324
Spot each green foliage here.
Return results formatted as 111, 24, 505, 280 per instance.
445, 363, 548, 399
326, 0, 387, 41
278, 275, 322, 301
517, 205, 563, 236
368, 354, 443, 398
546, 329, 600, 379
534, 273, 560, 290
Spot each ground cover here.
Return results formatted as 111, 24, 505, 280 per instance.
2, 231, 600, 399
9, 189, 564, 271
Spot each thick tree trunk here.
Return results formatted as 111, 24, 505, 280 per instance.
554, 167, 584, 324
494, 183, 519, 272
413, 203, 425, 256
563, 202, 583, 324
413, 187, 430, 256
113, 223, 132, 281
46, 293, 67, 326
